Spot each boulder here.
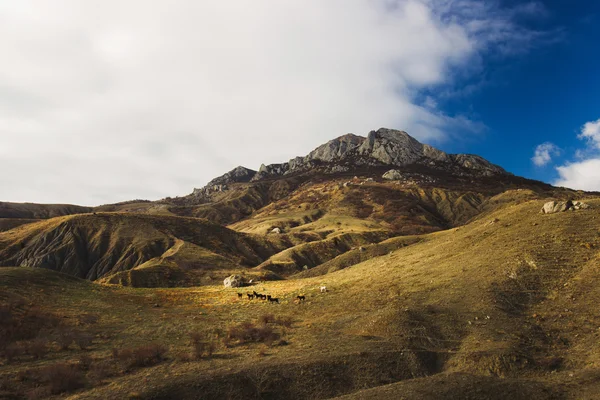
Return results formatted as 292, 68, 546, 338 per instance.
382, 169, 404, 180
540, 200, 590, 214
223, 275, 244, 288
573, 201, 591, 210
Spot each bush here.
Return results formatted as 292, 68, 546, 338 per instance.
189, 332, 215, 360
115, 343, 168, 369
78, 354, 93, 370
258, 314, 275, 325
74, 332, 93, 350
227, 322, 279, 346
87, 359, 114, 382
27, 338, 49, 359
77, 314, 99, 325
258, 314, 292, 328
56, 329, 74, 350
2, 342, 23, 362
175, 351, 194, 362
38, 363, 85, 394
0, 302, 60, 347
25, 386, 51, 400
274, 316, 293, 328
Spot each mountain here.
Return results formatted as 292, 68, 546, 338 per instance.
251, 128, 506, 181
0, 128, 577, 285
190, 128, 507, 194
2, 127, 600, 399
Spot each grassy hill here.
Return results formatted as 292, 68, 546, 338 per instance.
0, 202, 91, 219
2, 197, 600, 398
0, 213, 314, 286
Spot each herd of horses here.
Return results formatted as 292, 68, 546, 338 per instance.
237, 290, 307, 303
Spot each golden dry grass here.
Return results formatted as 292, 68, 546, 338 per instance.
2, 196, 600, 398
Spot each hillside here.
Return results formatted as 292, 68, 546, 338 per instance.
0, 213, 312, 286
0, 130, 581, 286
0, 202, 91, 220
0, 183, 575, 286
1, 198, 600, 398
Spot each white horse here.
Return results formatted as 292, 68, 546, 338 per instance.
320, 286, 327, 293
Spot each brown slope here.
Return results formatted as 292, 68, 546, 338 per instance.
0, 213, 304, 285
0, 201, 91, 219
0, 218, 40, 232
31, 197, 599, 400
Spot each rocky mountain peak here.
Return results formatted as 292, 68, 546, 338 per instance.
192, 165, 256, 197
306, 133, 364, 163
195, 128, 507, 194
356, 128, 449, 166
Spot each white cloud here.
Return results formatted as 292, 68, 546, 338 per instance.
578, 119, 600, 149
555, 159, 600, 191
553, 118, 600, 190
531, 142, 560, 167
0, 0, 550, 205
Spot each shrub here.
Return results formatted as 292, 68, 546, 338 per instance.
193, 340, 215, 360
38, 363, 85, 394
77, 314, 99, 325
0, 302, 60, 347
78, 354, 93, 370
132, 343, 168, 367
74, 332, 93, 350
87, 359, 114, 382
116, 348, 133, 363
227, 322, 279, 346
25, 386, 51, 400
189, 332, 215, 360
116, 343, 168, 369
258, 314, 275, 325
175, 351, 193, 362
56, 329, 74, 350
274, 316, 293, 328
258, 314, 292, 328
27, 338, 49, 359
3, 342, 23, 362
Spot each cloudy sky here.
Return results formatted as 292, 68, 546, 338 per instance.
1, 1, 599, 205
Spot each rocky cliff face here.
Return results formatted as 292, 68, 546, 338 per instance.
250, 128, 506, 180
192, 166, 256, 197
195, 128, 507, 194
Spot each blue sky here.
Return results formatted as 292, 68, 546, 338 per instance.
1, 0, 599, 205
435, 0, 600, 187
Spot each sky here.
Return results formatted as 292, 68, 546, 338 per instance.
1, 0, 599, 206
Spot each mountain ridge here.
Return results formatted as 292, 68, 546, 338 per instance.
192, 128, 507, 198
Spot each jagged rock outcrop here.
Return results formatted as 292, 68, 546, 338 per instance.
223, 275, 244, 288
307, 134, 364, 162
382, 169, 404, 181
246, 128, 506, 182
193, 166, 256, 197
540, 200, 590, 214
356, 129, 449, 165
450, 154, 506, 177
